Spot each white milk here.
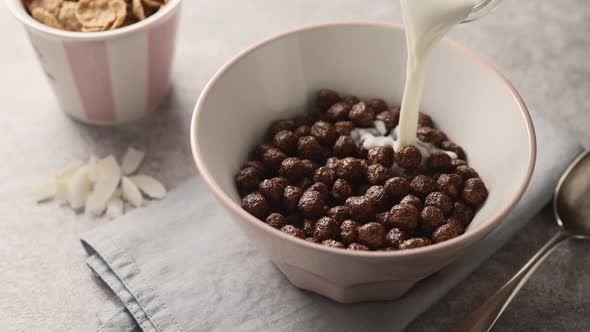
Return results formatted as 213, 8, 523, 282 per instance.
395, 0, 477, 149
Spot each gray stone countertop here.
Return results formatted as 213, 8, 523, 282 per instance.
2, 0, 590, 331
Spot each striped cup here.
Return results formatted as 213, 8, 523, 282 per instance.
5, 0, 182, 125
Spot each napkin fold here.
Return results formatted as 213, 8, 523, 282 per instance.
82, 111, 582, 332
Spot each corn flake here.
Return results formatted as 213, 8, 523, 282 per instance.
57, 1, 82, 31
32, 7, 64, 29
109, 0, 128, 29
76, 0, 116, 30
27, 0, 63, 16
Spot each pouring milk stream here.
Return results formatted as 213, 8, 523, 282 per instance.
352, 0, 478, 157
396, 0, 478, 149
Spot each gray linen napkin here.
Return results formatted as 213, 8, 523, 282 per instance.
82, 111, 582, 332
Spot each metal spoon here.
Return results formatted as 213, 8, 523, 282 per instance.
452, 150, 590, 332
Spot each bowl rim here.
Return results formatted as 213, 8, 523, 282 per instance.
4, 0, 182, 41
190, 21, 537, 259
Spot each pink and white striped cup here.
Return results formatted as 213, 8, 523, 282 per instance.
5, 0, 182, 125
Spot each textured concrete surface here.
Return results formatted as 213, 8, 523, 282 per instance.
2, 0, 590, 331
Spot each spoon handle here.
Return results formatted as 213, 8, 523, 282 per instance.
451, 230, 571, 332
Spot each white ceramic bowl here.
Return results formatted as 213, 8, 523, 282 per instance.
191, 22, 536, 303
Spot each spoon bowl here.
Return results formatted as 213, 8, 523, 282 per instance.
554, 150, 590, 238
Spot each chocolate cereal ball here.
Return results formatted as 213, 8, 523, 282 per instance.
455, 165, 480, 180
336, 157, 365, 181
368, 145, 394, 167
334, 121, 354, 136
241, 160, 265, 174
451, 159, 468, 169
340, 220, 361, 245
301, 159, 319, 178
419, 206, 446, 233
451, 201, 475, 226
287, 214, 303, 228
417, 127, 446, 146
385, 228, 409, 249
349, 102, 376, 127
269, 119, 296, 136
311, 121, 339, 145
259, 177, 288, 204
328, 205, 351, 224
410, 175, 438, 198
316, 89, 341, 110
345, 196, 377, 222
425, 192, 453, 215
241, 193, 270, 219
376, 109, 400, 132
440, 140, 466, 160
333, 136, 357, 158
280, 224, 305, 239
307, 182, 330, 202
400, 194, 424, 210
342, 95, 360, 106
282, 185, 303, 212
297, 136, 323, 161
331, 178, 354, 204
313, 166, 336, 187
235, 167, 262, 194
356, 142, 369, 159
302, 219, 316, 237
447, 218, 466, 235
306, 237, 320, 243
366, 163, 392, 185
273, 130, 298, 155
418, 112, 434, 127
395, 146, 422, 169
376, 211, 390, 226
313, 216, 339, 241
427, 152, 453, 172
348, 243, 370, 251
322, 239, 346, 248
365, 185, 391, 210
266, 213, 288, 229
298, 190, 326, 218
255, 143, 274, 159
358, 222, 386, 249
325, 157, 340, 169
367, 98, 388, 112
326, 102, 351, 122
294, 111, 320, 126
294, 125, 312, 138
399, 237, 431, 250
462, 178, 488, 205
387, 203, 419, 231
437, 173, 463, 198
432, 222, 462, 243
384, 177, 411, 198
262, 147, 287, 171
279, 157, 306, 182
296, 177, 313, 191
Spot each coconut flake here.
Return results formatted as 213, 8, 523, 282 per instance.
121, 147, 145, 175
129, 174, 166, 199
121, 177, 142, 208
105, 197, 124, 219
85, 155, 121, 215
66, 165, 92, 210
